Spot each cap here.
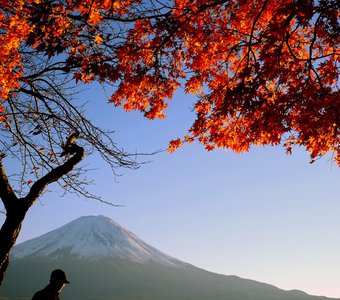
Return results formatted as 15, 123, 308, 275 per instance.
50, 269, 70, 284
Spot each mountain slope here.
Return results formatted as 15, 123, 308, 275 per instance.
0, 215, 338, 300
11, 215, 186, 267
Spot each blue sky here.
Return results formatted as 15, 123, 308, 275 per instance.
3, 86, 340, 298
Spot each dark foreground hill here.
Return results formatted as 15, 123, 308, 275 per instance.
0, 216, 338, 300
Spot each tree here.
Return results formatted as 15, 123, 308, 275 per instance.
0, 0, 145, 285
0, 0, 339, 286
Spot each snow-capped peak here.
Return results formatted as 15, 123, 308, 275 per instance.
12, 215, 186, 267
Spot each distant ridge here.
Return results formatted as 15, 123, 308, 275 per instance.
1, 215, 339, 300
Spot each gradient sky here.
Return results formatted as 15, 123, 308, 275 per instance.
2, 85, 340, 298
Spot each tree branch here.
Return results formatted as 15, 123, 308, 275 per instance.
0, 156, 18, 210
23, 144, 85, 206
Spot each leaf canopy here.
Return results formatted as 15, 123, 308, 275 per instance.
0, 0, 339, 165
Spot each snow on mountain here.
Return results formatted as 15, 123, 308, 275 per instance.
12, 215, 186, 267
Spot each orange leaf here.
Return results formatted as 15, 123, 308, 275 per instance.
94, 35, 103, 45
167, 138, 183, 153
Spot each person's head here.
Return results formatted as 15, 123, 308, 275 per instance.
50, 269, 70, 292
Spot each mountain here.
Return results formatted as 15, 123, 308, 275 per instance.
11, 215, 186, 267
0, 215, 338, 300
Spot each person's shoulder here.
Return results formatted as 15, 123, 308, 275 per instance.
31, 286, 53, 300
32, 289, 43, 300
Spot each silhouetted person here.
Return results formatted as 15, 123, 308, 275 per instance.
32, 269, 70, 300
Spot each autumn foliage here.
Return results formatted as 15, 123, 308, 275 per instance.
1, 0, 339, 163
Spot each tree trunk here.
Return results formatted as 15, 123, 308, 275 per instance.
0, 205, 28, 285
0, 142, 85, 286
